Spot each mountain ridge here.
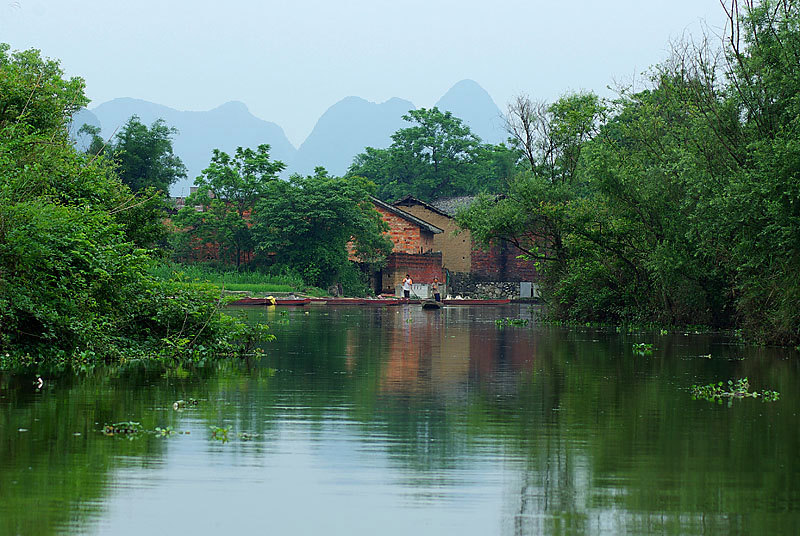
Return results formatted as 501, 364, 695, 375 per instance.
74, 80, 505, 195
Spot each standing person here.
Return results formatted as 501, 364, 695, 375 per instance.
431, 277, 441, 302
402, 274, 413, 298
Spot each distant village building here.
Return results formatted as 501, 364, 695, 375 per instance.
393, 195, 539, 299
392, 195, 472, 273
368, 197, 444, 295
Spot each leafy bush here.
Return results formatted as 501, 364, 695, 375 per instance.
0, 44, 270, 369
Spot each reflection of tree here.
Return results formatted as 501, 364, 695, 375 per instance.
0, 360, 281, 535
2, 308, 797, 535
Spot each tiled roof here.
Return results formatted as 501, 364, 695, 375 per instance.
392, 195, 452, 218
371, 197, 444, 234
429, 196, 477, 217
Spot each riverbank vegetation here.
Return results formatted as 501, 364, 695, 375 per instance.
171, 157, 392, 294
458, 1, 800, 346
149, 262, 326, 297
0, 44, 267, 369
2, 1, 797, 366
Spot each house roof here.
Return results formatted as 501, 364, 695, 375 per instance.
430, 196, 478, 217
371, 197, 443, 234
392, 195, 453, 218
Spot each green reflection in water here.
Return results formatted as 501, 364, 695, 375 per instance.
0, 305, 798, 535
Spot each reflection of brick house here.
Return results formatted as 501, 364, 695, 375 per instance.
393, 195, 539, 297
369, 197, 444, 294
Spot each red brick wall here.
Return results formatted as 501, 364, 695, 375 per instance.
470, 239, 538, 281
373, 204, 435, 254
383, 252, 443, 293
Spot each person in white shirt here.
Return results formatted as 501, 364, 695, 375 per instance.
402, 274, 412, 298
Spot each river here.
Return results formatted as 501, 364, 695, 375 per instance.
1, 304, 798, 535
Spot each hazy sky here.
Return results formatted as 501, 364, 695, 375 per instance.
2, 1, 729, 146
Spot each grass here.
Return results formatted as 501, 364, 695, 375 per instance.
150, 262, 325, 296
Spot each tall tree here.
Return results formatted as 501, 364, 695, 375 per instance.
252, 168, 392, 291
172, 144, 284, 267
112, 115, 186, 193
714, 0, 800, 343
460, 0, 800, 344
349, 107, 510, 201
0, 44, 257, 363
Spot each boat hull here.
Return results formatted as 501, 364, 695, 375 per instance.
229, 298, 311, 306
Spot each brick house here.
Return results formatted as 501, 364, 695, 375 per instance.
369, 197, 444, 294
392, 195, 539, 298
392, 195, 472, 273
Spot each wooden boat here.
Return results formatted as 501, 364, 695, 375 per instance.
309, 298, 413, 305
229, 297, 311, 306
421, 300, 442, 309
441, 299, 511, 305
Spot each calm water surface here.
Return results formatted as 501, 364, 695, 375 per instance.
1, 305, 798, 535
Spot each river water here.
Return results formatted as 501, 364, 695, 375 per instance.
1, 305, 798, 535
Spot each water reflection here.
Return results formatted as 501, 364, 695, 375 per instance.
0, 305, 798, 535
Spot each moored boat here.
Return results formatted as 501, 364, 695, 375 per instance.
229, 297, 311, 306
421, 300, 442, 309
441, 299, 511, 305
308, 298, 413, 305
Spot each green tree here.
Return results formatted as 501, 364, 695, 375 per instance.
252, 168, 393, 291
0, 44, 264, 365
713, 0, 800, 343
73, 122, 173, 250
76, 123, 107, 157
459, 0, 800, 345
349, 107, 511, 201
111, 115, 186, 193
172, 145, 285, 267
459, 93, 606, 316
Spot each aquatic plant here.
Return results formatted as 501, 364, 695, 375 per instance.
103, 421, 143, 436
155, 426, 176, 437
173, 398, 200, 410
691, 378, 780, 404
495, 318, 529, 327
632, 343, 654, 355
210, 426, 230, 442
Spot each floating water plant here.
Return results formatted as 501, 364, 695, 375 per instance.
632, 343, 654, 354
103, 421, 143, 436
155, 426, 176, 437
210, 426, 230, 442
495, 318, 529, 327
691, 378, 780, 404
102, 422, 190, 439
173, 398, 200, 410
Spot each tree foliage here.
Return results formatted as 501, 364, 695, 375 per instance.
459, 0, 800, 344
0, 44, 263, 366
252, 168, 393, 291
110, 115, 187, 193
172, 145, 285, 267
349, 107, 512, 201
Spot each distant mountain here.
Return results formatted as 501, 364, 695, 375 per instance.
435, 79, 505, 144
290, 96, 414, 177
69, 108, 101, 151
69, 81, 505, 195
292, 80, 506, 176
87, 98, 297, 196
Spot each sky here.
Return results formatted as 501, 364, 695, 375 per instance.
1, 1, 730, 147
